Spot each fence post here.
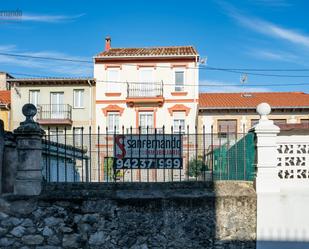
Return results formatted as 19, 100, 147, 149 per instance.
252, 103, 280, 193
14, 104, 44, 195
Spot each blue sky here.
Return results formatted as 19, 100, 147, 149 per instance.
1, 0, 309, 93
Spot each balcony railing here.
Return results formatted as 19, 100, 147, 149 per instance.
127, 81, 163, 98
37, 104, 72, 125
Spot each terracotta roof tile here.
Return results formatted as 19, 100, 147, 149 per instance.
199, 92, 309, 109
97, 46, 198, 57
0, 90, 10, 105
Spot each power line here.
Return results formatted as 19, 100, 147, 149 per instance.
205, 67, 309, 72
203, 66, 309, 78
8, 72, 62, 78
81, 79, 309, 87
3, 51, 309, 78
7, 72, 309, 87
0, 52, 92, 64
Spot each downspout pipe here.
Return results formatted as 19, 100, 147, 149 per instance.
87, 80, 93, 128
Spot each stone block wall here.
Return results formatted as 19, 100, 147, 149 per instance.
0, 182, 256, 249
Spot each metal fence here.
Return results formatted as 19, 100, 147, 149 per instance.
42, 126, 256, 183
37, 104, 72, 121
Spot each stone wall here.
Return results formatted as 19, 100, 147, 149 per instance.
0, 182, 256, 249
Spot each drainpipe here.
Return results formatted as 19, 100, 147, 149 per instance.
87, 80, 93, 128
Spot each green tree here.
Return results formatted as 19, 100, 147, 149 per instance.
104, 158, 123, 181
188, 159, 207, 178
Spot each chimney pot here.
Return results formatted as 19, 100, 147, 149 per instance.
105, 36, 111, 51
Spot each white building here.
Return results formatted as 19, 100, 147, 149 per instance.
94, 37, 199, 134
93, 37, 199, 182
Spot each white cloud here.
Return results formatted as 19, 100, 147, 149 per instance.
0, 13, 84, 23
199, 79, 271, 93
21, 13, 85, 23
0, 45, 92, 76
220, 1, 309, 48
247, 49, 298, 62
248, 0, 292, 7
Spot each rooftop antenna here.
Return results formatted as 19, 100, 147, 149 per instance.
240, 74, 250, 97
200, 56, 207, 65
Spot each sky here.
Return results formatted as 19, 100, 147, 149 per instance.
1, 0, 309, 93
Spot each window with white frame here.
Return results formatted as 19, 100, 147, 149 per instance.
107, 112, 120, 133
175, 69, 185, 92
107, 69, 120, 92
73, 89, 84, 108
139, 111, 154, 133
173, 112, 185, 133
139, 68, 154, 97
49, 129, 64, 143
29, 90, 39, 106
74, 127, 83, 146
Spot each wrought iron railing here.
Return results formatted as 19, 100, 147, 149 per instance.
42, 125, 256, 183
37, 104, 72, 120
127, 81, 163, 98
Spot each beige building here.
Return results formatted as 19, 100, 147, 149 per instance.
8, 78, 96, 133
0, 72, 13, 91
0, 90, 11, 130
198, 92, 309, 135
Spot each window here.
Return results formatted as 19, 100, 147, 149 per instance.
107, 69, 120, 92
139, 112, 153, 133
74, 127, 83, 146
139, 68, 154, 97
49, 129, 64, 143
173, 112, 185, 133
251, 119, 259, 127
107, 112, 120, 133
50, 92, 64, 119
271, 119, 287, 125
301, 119, 309, 124
175, 69, 184, 92
73, 89, 84, 108
218, 120, 237, 138
29, 90, 39, 106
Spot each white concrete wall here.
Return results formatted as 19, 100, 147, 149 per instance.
256, 132, 309, 248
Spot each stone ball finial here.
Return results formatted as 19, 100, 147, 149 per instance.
14, 103, 44, 135
22, 103, 37, 123
257, 102, 271, 120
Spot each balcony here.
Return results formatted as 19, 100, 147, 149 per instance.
37, 104, 72, 125
126, 82, 164, 106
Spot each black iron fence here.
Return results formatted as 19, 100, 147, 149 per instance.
42, 126, 256, 183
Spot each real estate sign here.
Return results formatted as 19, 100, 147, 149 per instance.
113, 134, 183, 169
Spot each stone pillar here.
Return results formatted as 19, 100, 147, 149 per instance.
14, 104, 44, 195
0, 119, 4, 194
252, 103, 280, 193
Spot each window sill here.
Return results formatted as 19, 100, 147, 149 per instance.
171, 92, 188, 96
105, 92, 121, 97
73, 107, 84, 109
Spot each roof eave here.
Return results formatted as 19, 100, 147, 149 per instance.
94, 54, 199, 60
7, 78, 96, 85
199, 106, 309, 111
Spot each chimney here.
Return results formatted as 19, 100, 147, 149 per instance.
105, 36, 111, 51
